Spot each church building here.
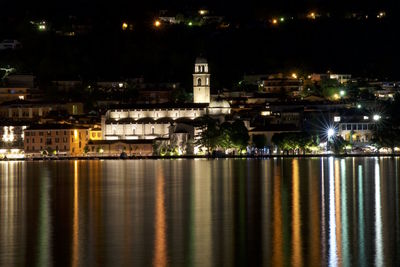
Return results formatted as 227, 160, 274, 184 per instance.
101, 57, 230, 141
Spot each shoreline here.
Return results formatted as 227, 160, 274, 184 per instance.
1, 153, 399, 161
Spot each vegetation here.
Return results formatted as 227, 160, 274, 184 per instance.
271, 132, 318, 154
195, 116, 249, 155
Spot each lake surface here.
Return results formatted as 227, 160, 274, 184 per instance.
0, 158, 399, 267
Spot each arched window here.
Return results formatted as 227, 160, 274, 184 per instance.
151, 126, 155, 134
197, 78, 202, 86
201, 65, 205, 72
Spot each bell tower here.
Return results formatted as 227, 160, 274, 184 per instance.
193, 57, 210, 103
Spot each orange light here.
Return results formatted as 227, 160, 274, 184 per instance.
154, 20, 161, 27
122, 22, 128, 30
272, 19, 278, 25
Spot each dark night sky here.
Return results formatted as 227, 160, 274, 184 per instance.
2, 0, 399, 16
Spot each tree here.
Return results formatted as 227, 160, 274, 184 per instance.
332, 136, 349, 154
271, 132, 317, 154
195, 116, 220, 155
230, 120, 249, 152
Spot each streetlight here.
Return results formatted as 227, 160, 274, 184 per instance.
326, 127, 335, 152
327, 128, 335, 139
373, 114, 381, 121
340, 90, 345, 97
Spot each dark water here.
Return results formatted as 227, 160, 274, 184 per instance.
0, 158, 399, 267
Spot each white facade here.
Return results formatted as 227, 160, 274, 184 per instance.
338, 122, 373, 144
102, 57, 231, 141
193, 58, 210, 103
102, 106, 208, 140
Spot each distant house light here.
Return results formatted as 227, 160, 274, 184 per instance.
198, 10, 209, 15
334, 116, 341, 122
154, 20, 161, 27
363, 116, 369, 120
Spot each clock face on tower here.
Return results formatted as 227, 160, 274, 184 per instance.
193, 57, 210, 104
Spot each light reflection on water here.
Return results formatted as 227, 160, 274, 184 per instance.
0, 158, 399, 267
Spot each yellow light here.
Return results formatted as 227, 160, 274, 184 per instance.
199, 10, 208, 15
308, 12, 316, 19
333, 93, 340, 100
122, 22, 128, 30
154, 20, 161, 27
292, 73, 298, 79
272, 19, 278, 25
74, 130, 78, 140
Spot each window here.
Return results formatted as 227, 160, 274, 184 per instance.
55, 138, 59, 143
39, 132, 44, 136
346, 124, 351, 130
358, 124, 362, 130
64, 131, 67, 135
132, 128, 135, 135
363, 124, 367, 130
342, 125, 346, 130
92, 133, 95, 138
151, 127, 155, 134
197, 78, 202, 86
26, 138, 29, 143
32, 138, 35, 143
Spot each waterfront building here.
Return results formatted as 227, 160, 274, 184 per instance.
24, 124, 89, 157
333, 109, 376, 145
102, 58, 230, 142
86, 139, 153, 156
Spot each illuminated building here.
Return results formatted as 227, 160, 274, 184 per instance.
102, 58, 230, 142
24, 124, 89, 157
